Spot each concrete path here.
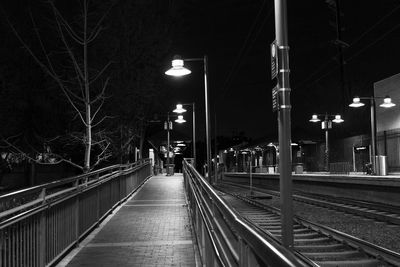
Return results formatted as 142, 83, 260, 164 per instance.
59, 174, 197, 267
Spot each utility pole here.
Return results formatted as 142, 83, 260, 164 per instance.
327, 0, 348, 107
274, 0, 294, 248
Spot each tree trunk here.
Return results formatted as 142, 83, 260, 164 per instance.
83, 0, 91, 172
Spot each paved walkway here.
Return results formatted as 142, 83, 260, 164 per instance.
59, 174, 198, 267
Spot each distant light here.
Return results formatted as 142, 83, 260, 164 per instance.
332, 114, 344, 123
380, 96, 396, 108
349, 96, 365, 108
291, 143, 298, 146
175, 115, 186, 123
356, 146, 367, 151
177, 143, 186, 147
229, 147, 234, 152
173, 104, 187, 114
165, 55, 191, 76
223, 150, 228, 153
309, 114, 320, 122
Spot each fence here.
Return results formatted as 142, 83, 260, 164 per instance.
329, 162, 351, 174
183, 158, 310, 267
0, 159, 151, 267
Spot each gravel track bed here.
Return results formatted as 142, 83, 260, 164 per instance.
256, 194, 400, 253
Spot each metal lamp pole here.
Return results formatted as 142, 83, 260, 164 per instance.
349, 95, 395, 174
165, 113, 172, 176
192, 103, 196, 167
370, 98, 377, 172
203, 56, 212, 183
174, 103, 196, 166
324, 114, 331, 172
186, 56, 211, 182
310, 113, 344, 171
274, 0, 293, 248
165, 55, 211, 183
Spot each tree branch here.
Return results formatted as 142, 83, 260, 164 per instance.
90, 62, 112, 85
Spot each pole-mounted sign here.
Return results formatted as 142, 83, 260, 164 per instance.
270, 40, 278, 80
272, 85, 279, 112
271, 40, 279, 113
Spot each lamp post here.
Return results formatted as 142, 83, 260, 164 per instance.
165, 55, 212, 183
164, 113, 172, 176
349, 95, 395, 173
173, 103, 196, 167
164, 113, 186, 176
309, 113, 344, 171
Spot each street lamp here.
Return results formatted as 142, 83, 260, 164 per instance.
164, 113, 186, 176
349, 95, 395, 173
165, 55, 211, 183
164, 113, 173, 176
173, 103, 196, 167
309, 113, 344, 171
175, 115, 186, 123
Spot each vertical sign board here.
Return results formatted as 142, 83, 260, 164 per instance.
272, 85, 279, 112
271, 40, 279, 112
271, 40, 278, 80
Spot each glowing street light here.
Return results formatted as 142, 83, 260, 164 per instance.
174, 115, 186, 123
309, 113, 344, 172
349, 95, 395, 173
309, 114, 321, 122
165, 57, 191, 76
332, 114, 344, 123
380, 96, 396, 108
173, 103, 196, 166
173, 104, 187, 113
166, 55, 212, 183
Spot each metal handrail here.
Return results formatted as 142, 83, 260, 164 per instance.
0, 159, 146, 200
0, 159, 149, 217
183, 159, 310, 266
0, 159, 152, 267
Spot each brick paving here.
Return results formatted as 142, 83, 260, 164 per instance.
63, 174, 197, 267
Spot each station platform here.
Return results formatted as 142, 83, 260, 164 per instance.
58, 174, 198, 267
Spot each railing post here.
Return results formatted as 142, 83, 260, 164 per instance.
96, 183, 100, 222
39, 188, 46, 204
74, 180, 80, 244
37, 187, 47, 266
0, 231, 3, 266
39, 210, 46, 267
239, 237, 258, 267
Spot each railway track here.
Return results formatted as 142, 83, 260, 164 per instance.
215, 184, 400, 266
221, 181, 400, 226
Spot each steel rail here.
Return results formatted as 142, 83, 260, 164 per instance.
219, 183, 400, 266
223, 181, 400, 225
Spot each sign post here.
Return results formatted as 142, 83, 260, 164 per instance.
273, 0, 294, 249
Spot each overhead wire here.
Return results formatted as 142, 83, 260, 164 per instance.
294, 2, 400, 90
219, 0, 269, 98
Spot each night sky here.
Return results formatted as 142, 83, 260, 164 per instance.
1, 0, 400, 155
162, 0, 400, 144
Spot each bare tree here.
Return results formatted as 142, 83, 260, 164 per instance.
3, 0, 115, 171
104, 0, 181, 161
